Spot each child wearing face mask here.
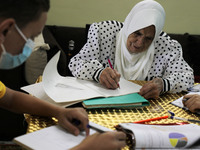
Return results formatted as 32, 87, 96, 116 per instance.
0, 1, 126, 150
0, 24, 34, 69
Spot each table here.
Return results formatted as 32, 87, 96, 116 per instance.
24, 80, 200, 149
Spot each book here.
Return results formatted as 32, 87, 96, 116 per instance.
82, 93, 149, 109
21, 51, 143, 107
117, 123, 200, 149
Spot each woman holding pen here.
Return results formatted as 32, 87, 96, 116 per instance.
69, 0, 194, 100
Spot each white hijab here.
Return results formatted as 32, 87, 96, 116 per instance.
114, 0, 165, 80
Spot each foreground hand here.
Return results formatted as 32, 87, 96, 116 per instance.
99, 67, 120, 89
56, 107, 89, 136
183, 94, 200, 113
139, 78, 163, 99
71, 131, 126, 150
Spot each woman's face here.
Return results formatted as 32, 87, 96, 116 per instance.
126, 25, 155, 54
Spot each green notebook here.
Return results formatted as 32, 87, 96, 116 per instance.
82, 93, 149, 109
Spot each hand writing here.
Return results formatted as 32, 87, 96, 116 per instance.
99, 67, 120, 89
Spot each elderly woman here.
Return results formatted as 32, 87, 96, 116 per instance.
69, 0, 194, 99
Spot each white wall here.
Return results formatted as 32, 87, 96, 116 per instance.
47, 0, 200, 34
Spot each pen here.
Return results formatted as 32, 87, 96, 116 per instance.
133, 115, 169, 124
88, 121, 112, 133
107, 56, 114, 69
87, 124, 104, 133
72, 119, 81, 126
72, 119, 105, 134
170, 115, 200, 124
107, 56, 120, 88
182, 98, 189, 102
168, 111, 200, 124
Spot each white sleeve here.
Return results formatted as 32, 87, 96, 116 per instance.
68, 22, 103, 81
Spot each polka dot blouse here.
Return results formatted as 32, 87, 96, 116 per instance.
69, 20, 194, 93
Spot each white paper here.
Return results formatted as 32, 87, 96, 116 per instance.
14, 121, 112, 150
77, 77, 142, 97
21, 82, 81, 107
188, 84, 200, 92
119, 123, 200, 149
42, 51, 142, 103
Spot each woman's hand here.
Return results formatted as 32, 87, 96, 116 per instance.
99, 67, 121, 89
139, 78, 163, 99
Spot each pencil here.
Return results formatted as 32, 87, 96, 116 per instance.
107, 56, 120, 88
133, 116, 169, 124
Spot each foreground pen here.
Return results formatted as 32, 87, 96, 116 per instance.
168, 110, 200, 124
88, 121, 112, 133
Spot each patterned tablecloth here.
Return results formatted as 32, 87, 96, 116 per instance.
24, 80, 200, 149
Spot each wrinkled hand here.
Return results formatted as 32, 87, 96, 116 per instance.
183, 94, 200, 113
99, 67, 121, 89
71, 131, 126, 150
56, 107, 89, 136
139, 78, 163, 99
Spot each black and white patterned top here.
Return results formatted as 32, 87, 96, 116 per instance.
69, 20, 194, 93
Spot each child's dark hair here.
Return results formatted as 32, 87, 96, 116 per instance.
0, 0, 50, 28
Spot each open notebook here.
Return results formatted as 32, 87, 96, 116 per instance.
13, 121, 112, 150
21, 51, 146, 108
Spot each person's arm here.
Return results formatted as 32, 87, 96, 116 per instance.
160, 38, 194, 93
68, 22, 104, 81
139, 77, 163, 99
183, 94, 200, 113
69, 21, 122, 90
139, 36, 194, 99
0, 87, 89, 136
71, 131, 126, 150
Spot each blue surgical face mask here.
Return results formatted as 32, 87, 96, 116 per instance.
0, 24, 34, 69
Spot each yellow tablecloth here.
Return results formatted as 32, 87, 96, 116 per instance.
24, 80, 200, 149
